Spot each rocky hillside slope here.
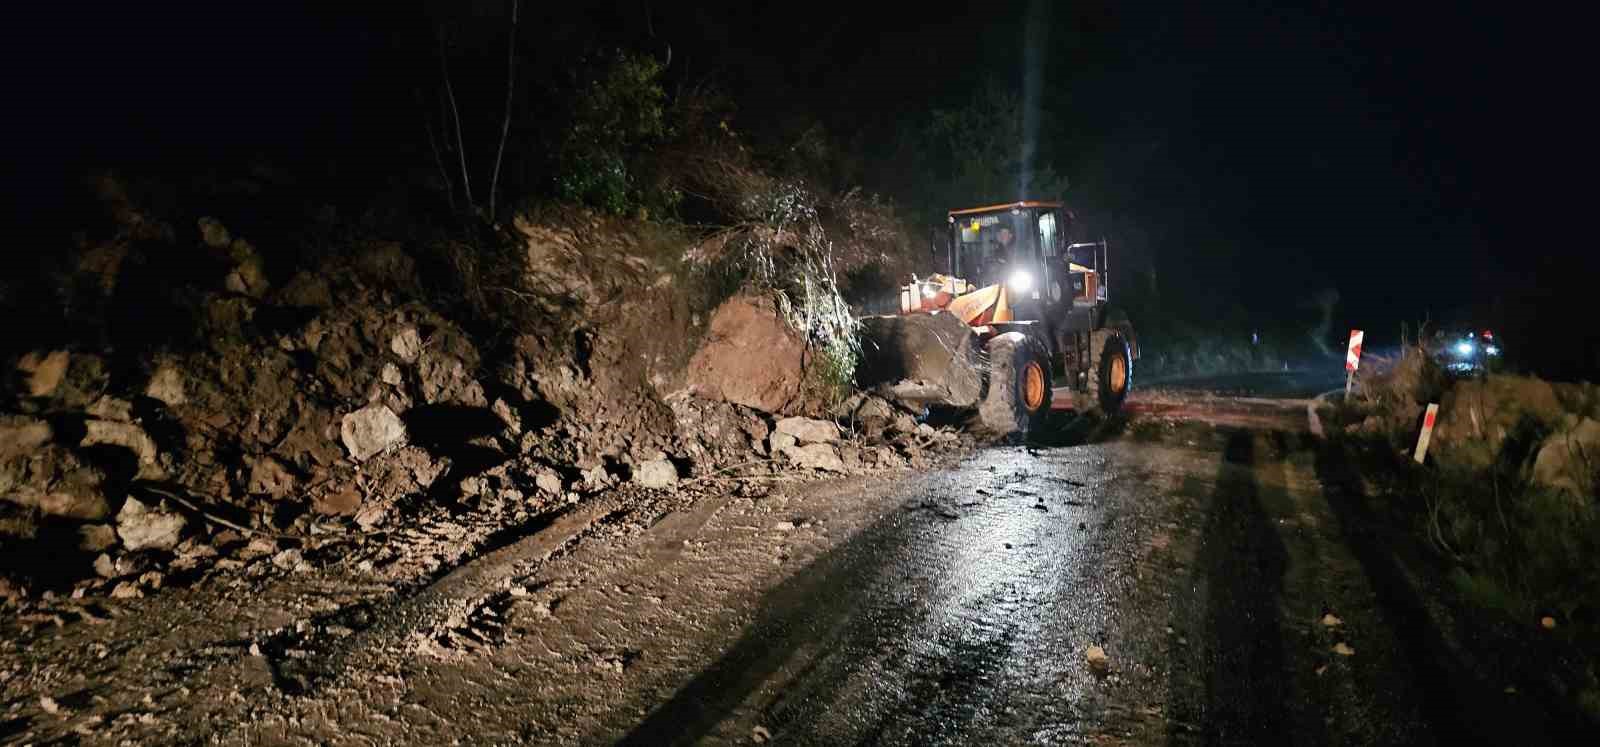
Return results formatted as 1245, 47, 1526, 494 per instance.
0, 175, 944, 607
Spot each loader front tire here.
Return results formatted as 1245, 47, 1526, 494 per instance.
1088, 330, 1132, 414
977, 332, 1050, 437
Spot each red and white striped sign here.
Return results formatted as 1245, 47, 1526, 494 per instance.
1413, 403, 1439, 463
1345, 329, 1364, 372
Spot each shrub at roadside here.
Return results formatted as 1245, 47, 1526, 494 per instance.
1333, 343, 1600, 724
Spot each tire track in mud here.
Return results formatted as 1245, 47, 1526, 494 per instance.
261, 495, 631, 694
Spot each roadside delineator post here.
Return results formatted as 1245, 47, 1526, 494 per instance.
1414, 403, 1440, 464
1344, 329, 1364, 397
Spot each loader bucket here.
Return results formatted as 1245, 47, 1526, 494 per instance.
856, 312, 984, 408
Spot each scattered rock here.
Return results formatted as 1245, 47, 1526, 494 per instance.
1086, 645, 1110, 673
840, 395, 900, 439
340, 404, 407, 461
752, 725, 772, 743
238, 535, 280, 560
110, 580, 143, 599
93, 553, 117, 579
143, 365, 186, 406
491, 398, 521, 434
80, 419, 164, 479
1, 445, 113, 520
86, 395, 134, 422
1332, 642, 1356, 656
633, 458, 679, 489
0, 415, 53, 454
775, 416, 840, 445
197, 216, 232, 249
786, 443, 844, 472
16, 350, 70, 398
581, 464, 614, 491
534, 470, 563, 495
770, 431, 798, 454
313, 485, 362, 517
354, 502, 387, 531
416, 349, 488, 406
39, 695, 61, 715
380, 363, 404, 386
1320, 613, 1343, 628
244, 455, 296, 499
78, 524, 118, 552
390, 327, 423, 364
272, 548, 306, 572
115, 497, 187, 552
773, 521, 796, 532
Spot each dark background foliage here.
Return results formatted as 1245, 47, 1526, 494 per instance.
3, 0, 1594, 378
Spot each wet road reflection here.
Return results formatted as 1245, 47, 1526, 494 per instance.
621, 445, 1151, 745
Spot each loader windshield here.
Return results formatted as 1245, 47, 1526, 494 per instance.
952, 210, 1034, 284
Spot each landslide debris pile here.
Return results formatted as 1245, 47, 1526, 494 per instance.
1343, 347, 1600, 499
0, 177, 954, 608
1332, 347, 1600, 728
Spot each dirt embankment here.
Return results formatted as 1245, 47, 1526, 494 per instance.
0, 176, 950, 614
1327, 350, 1600, 727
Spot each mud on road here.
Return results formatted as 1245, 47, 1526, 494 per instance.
2, 377, 1582, 744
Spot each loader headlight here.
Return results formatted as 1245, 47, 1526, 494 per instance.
1454, 341, 1475, 357
1008, 269, 1033, 292
1486, 344, 1500, 356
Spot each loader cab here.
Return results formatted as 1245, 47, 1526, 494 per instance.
946, 200, 1104, 318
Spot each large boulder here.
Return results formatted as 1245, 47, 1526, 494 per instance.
1531, 417, 1600, 496
1432, 375, 1567, 471
686, 295, 815, 415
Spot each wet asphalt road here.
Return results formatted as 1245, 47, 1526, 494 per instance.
621, 444, 1164, 744
604, 371, 1452, 745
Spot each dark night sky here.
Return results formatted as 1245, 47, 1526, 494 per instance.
6, 1, 1594, 375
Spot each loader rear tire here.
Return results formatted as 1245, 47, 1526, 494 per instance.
1088, 330, 1132, 414
977, 332, 1050, 437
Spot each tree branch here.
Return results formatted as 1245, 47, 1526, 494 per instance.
489, 0, 519, 223
438, 27, 474, 211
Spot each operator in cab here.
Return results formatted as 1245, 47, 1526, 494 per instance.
984, 226, 1018, 286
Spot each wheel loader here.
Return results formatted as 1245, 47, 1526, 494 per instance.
857, 200, 1137, 436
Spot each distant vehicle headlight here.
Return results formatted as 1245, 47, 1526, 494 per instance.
1486, 345, 1500, 356
1008, 269, 1033, 292
1455, 341, 1475, 357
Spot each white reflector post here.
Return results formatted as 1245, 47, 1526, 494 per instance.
1345, 329, 1364, 371
1414, 403, 1440, 464
1345, 329, 1364, 397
